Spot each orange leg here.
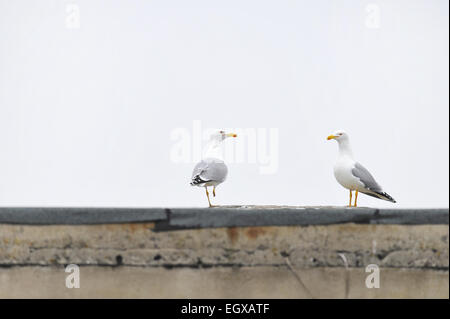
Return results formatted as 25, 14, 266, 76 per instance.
348, 190, 353, 207
354, 191, 359, 207
205, 187, 212, 207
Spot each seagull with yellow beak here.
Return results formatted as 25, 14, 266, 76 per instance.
327, 130, 396, 207
190, 130, 237, 207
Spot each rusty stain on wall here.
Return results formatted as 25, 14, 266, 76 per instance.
245, 227, 267, 240
226, 227, 239, 244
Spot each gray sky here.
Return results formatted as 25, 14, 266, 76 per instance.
0, 0, 448, 208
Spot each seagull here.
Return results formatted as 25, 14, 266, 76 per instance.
327, 130, 396, 207
190, 130, 237, 207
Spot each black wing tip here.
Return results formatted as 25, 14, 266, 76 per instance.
363, 190, 396, 203
190, 175, 210, 186
379, 191, 396, 203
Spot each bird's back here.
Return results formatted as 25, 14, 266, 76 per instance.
190, 158, 228, 186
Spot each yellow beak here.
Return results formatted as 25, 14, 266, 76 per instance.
327, 135, 337, 140
227, 133, 237, 138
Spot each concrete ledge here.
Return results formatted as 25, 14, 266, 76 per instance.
0, 207, 448, 298
0, 207, 167, 225
0, 207, 448, 228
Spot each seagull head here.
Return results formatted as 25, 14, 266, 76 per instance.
327, 130, 348, 142
210, 130, 237, 143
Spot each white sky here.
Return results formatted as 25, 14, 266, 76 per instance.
0, 0, 448, 208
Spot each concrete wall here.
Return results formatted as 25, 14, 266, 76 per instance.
0, 207, 448, 298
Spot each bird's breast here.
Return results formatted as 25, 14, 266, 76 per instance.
333, 160, 359, 190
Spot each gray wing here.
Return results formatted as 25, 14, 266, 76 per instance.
190, 159, 228, 185
351, 162, 383, 193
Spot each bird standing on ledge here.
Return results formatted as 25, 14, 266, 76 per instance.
190, 130, 237, 207
327, 130, 396, 207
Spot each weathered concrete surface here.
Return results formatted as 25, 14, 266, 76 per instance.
0, 207, 448, 227
0, 207, 166, 225
0, 207, 448, 298
0, 266, 447, 299
0, 224, 447, 269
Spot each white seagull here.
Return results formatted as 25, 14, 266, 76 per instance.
190, 130, 237, 207
327, 130, 396, 207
